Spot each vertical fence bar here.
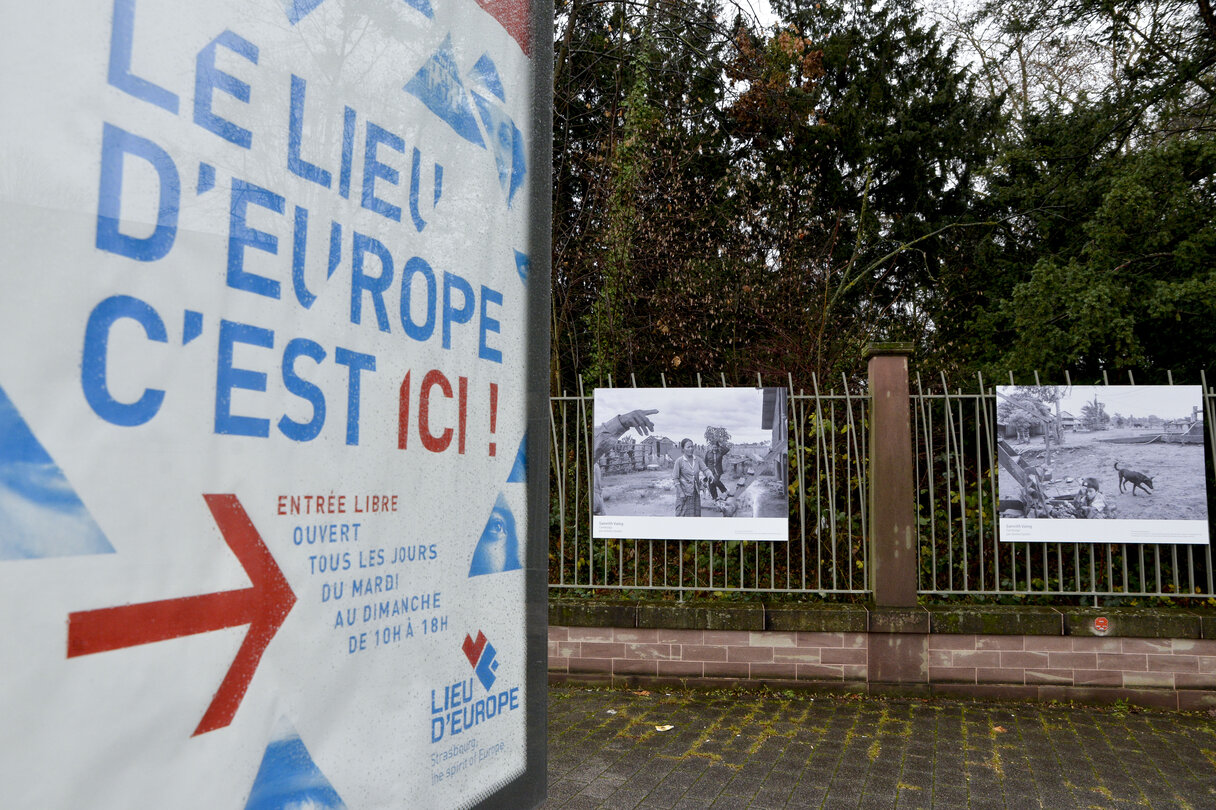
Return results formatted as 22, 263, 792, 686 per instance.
576, 377, 588, 586
973, 382, 986, 592
940, 375, 956, 592
554, 396, 565, 585
854, 377, 870, 585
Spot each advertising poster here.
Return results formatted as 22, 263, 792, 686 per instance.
996, 385, 1210, 545
0, 0, 549, 807
592, 387, 789, 542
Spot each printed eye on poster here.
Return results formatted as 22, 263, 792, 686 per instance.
0, 0, 551, 808
592, 387, 790, 542
996, 385, 1210, 545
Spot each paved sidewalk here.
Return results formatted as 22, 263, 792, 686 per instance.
543, 686, 1216, 809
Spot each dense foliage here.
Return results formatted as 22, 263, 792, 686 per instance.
551, 0, 1216, 388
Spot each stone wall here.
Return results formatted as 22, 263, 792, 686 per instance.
548, 601, 1216, 711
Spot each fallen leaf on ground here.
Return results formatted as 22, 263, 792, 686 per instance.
993, 726, 1006, 733
655, 725, 674, 732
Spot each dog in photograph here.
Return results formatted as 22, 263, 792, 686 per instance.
1114, 461, 1155, 496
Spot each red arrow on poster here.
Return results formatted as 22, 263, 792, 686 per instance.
67, 494, 296, 736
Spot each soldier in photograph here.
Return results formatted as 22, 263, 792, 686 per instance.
591, 409, 658, 514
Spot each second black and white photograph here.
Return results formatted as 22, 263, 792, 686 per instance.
996, 385, 1210, 544
591, 387, 789, 541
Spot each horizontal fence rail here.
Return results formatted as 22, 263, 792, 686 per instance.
914, 372, 1216, 601
550, 369, 1216, 604
549, 374, 870, 598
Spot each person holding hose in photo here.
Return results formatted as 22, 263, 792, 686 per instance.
703, 427, 730, 506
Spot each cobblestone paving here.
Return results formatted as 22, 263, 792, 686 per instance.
543, 686, 1216, 809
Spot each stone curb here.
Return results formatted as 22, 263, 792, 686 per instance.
549, 599, 1216, 639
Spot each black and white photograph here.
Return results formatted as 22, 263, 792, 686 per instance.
996, 385, 1210, 544
591, 387, 789, 542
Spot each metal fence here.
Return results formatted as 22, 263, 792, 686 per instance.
549, 371, 1216, 603
914, 372, 1216, 601
548, 374, 869, 598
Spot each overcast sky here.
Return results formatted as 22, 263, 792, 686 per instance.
999, 385, 1204, 420
593, 387, 777, 444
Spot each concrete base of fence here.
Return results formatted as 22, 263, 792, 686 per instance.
548, 600, 1216, 711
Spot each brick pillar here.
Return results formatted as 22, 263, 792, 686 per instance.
865, 342, 916, 607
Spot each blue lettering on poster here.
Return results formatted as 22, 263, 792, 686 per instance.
107, 0, 179, 114
79, 1, 519, 446
361, 123, 404, 223
194, 30, 259, 149
288, 75, 332, 188
409, 147, 443, 232
0, 385, 114, 560
227, 179, 284, 299
339, 106, 356, 199
468, 493, 520, 577
244, 718, 345, 810
82, 295, 168, 426
507, 435, 526, 483
95, 123, 181, 262
215, 319, 273, 437
334, 347, 375, 446
279, 339, 327, 442
404, 36, 485, 148
291, 207, 316, 308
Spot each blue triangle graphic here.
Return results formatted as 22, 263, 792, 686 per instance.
0, 384, 113, 560
471, 92, 527, 207
507, 435, 526, 483
508, 118, 527, 205
514, 250, 529, 285
468, 493, 521, 577
402, 0, 435, 18
245, 720, 346, 810
287, 0, 432, 24
284, 0, 326, 24
404, 37, 486, 148
470, 53, 506, 101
